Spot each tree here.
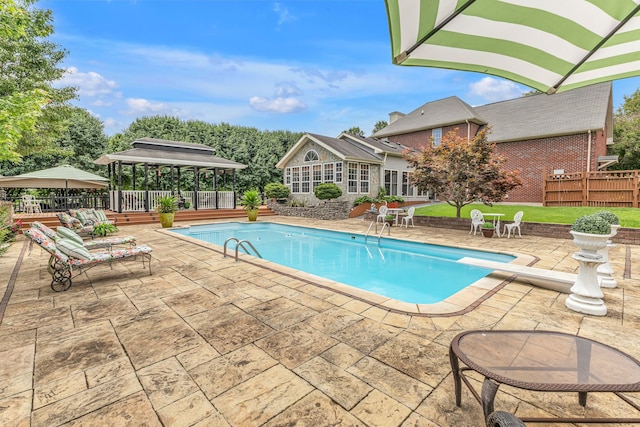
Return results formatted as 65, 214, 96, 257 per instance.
343, 127, 365, 137
610, 88, 640, 170
0, 0, 76, 162
372, 120, 388, 134
405, 129, 522, 218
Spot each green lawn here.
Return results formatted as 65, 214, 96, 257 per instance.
414, 203, 640, 228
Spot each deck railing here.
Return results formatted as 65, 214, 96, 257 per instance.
110, 190, 236, 212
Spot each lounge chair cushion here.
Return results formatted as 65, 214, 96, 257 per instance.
24, 228, 69, 263
56, 226, 83, 244
66, 244, 153, 267
72, 209, 96, 226
56, 238, 92, 260
31, 221, 57, 240
58, 212, 83, 230
93, 209, 109, 222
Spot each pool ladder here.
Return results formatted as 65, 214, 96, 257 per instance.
223, 237, 262, 261
364, 220, 390, 245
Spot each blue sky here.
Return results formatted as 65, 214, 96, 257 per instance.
47, 0, 640, 137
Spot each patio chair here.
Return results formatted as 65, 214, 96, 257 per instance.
503, 211, 524, 238
486, 411, 526, 427
470, 209, 485, 235
376, 205, 389, 224
21, 194, 42, 214
30, 221, 136, 251
401, 206, 415, 228
24, 227, 152, 292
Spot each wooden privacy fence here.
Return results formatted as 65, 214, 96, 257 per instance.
543, 170, 639, 207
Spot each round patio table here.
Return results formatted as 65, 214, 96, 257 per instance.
449, 330, 640, 424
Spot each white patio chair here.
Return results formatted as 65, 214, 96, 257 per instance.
376, 205, 389, 224
22, 194, 42, 214
401, 206, 415, 228
503, 211, 524, 238
469, 209, 484, 235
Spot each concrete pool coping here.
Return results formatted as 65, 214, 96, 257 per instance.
160, 220, 539, 316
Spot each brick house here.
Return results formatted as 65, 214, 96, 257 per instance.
373, 82, 614, 203
276, 132, 432, 206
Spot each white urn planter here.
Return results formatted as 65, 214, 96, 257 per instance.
565, 230, 612, 316
598, 224, 620, 288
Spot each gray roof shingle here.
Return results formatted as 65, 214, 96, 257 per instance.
307, 133, 383, 162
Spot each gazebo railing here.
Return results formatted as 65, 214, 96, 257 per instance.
110, 190, 236, 212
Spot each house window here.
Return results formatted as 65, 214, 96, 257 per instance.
402, 172, 410, 196
432, 128, 442, 146
324, 163, 334, 182
292, 167, 300, 193
301, 165, 310, 193
348, 162, 358, 193
312, 164, 322, 190
335, 162, 343, 183
385, 170, 399, 195
360, 164, 369, 193
304, 150, 319, 162
285, 167, 291, 185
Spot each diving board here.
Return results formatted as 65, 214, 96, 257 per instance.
457, 257, 577, 294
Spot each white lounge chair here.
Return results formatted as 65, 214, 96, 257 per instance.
21, 194, 42, 214
469, 209, 485, 235
503, 211, 524, 238
402, 206, 415, 228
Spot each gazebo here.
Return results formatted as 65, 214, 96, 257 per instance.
94, 138, 246, 213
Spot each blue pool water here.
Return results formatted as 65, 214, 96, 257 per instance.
170, 222, 514, 304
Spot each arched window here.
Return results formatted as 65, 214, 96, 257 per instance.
304, 150, 319, 162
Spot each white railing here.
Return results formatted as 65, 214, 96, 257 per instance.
110, 190, 235, 211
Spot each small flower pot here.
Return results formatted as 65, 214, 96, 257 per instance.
481, 228, 494, 238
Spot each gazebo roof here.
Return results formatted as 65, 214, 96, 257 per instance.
94, 137, 246, 170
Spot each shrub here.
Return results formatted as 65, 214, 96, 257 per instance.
572, 214, 611, 235
384, 195, 405, 204
93, 223, 118, 237
240, 190, 262, 211
314, 183, 342, 200
264, 182, 290, 199
353, 195, 378, 207
594, 211, 620, 225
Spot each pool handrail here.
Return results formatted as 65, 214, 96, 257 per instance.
365, 221, 391, 245
223, 237, 262, 261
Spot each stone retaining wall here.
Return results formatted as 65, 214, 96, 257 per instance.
363, 213, 640, 245
267, 201, 351, 220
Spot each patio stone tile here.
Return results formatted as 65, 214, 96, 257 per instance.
63, 391, 161, 427
361, 305, 390, 322
5, 289, 42, 304
245, 296, 303, 322
33, 371, 85, 409
347, 356, 432, 409
120, 279, 182, 307
294, 356, 372, 410
51, 286, 98, 307
212, 364, 314, 426
189, 344, 278, 400
304, 306, 363, 334
263, 305, 319, 330
114, 306, 204, 369
292, 292, 336, 312
34, 321, 123, 384
186, 305, 274, 354
0, 390, 31, 427
71, 295, 139, 325
91, 283, 127, 299
382, 311, 412, 328
137, 357, 199, 410
262, 390, 363, 426
341, 299, 374, 314
85, 357, 135, 387
161, 288, 226, 317
175, 343, 221, 371
370, 331, 450, 389
31, 373, 142, 427
401, 412, 442, 426
255, 323, 338, 369
3, 298, 53, 317
332, 318, 402, 354
351, 389, 411, 427
321, 342, 365, 369
0, 306, 70, 335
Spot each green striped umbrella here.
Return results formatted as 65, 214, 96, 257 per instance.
385, 0, 640, 94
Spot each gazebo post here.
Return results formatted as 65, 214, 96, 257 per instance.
155, 167, 160, 190
144, 163, 149, 212
177, 167, 181, 196
132, 164, 136, 190
194, 166, 199, 210
117, 161, 123, 213
232, 170, 237, 209
214, 168, 219, 209
170, 165, 174, 195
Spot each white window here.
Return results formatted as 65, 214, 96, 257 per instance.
360, 164, 369, 193
301, 165, 310, 193
385, 170, 399, 195
292, 167, 300, 193
304, 150, 319, 162
312, 164, 322, 190
402, 171, 410, 196
324, 163, 334, 182
335, 162, 343, 183
348, 162, 358, 193
432, 128, 442, 146
285, 167, 291, 185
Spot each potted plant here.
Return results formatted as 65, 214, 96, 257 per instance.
570, 214, 612, 254
155, 195, 179, 228
384, 214, 395, 226
481, 222, 495, 237
594, 211, 620, 236
93, 222, 118, 237
240, 189, 262, 221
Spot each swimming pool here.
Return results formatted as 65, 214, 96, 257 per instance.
170, 222, 514, 305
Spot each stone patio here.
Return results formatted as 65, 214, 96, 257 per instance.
1, 216, 639, 426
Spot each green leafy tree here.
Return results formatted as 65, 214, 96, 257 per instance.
610, 88, 640, 170
372, 120, 388, 134
405, 129, 522, 218
343, 127, 365, 137
0, 0, 76, 162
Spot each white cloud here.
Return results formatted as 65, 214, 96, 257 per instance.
59, 66, 118, 97
468, 77, 524, 102
274, 3, 296, 25
249, 96, 306, 113
275, 82, 302, 98
125, 98, 189, 116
